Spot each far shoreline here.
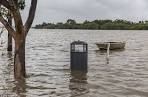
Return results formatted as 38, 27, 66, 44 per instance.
34, 19, 148, 30
32, 28, 148, 31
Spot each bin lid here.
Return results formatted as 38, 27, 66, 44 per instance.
71, 40, 87, 45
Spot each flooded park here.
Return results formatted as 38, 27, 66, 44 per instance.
1, 29, 148, 97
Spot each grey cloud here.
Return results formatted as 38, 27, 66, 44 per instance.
22, 0, 148, 25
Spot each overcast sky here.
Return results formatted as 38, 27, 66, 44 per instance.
22, 0, 148, 25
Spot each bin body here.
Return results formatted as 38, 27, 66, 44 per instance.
70, 41, 88, 73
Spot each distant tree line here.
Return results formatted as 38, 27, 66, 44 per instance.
34, 19, 148, 30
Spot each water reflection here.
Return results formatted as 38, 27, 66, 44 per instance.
6, 51, 27, 97
95, 49, 126, 64
7, 51, 13, 59
1, 51, 27, 97
95, 49, 125, 54
0, 51, 13, 96
69, 71, 89, 97
13, 79, 26, 97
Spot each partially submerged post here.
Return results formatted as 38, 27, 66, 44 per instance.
70, 41, 88, 73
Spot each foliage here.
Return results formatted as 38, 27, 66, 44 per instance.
34, 19, 148, 30
18, 0, 26, 10
0, 6, 8, 17
0, 0, 25, 17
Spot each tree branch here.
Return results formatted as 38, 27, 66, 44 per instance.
0, 16, 16, 39
0, 0, 10, 9
24, 0, 37, 35
0, 0, 13, 10
9, 0, 23, 33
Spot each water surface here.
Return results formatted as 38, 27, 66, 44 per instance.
1, 29, 148, 97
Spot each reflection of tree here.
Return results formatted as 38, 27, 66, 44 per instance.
69, 71, 89, 97
0, 52, 13, 96
1, 52, 26, 97
7, 51, 13, 59
13, 79, 26, 97
7, 51, 27, 97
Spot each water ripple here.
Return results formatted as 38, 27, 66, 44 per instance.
1, 30, 148, 97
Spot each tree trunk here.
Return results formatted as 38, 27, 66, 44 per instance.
7, 32, 12, 51
14, 34, 26, 79
7, 0, 12, 52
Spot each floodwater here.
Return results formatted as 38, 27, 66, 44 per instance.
1, 29, 148, 97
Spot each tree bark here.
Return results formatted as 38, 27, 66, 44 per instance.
25, 0, 37, 34
0, 0, 12, 10
14, 34, 26, 79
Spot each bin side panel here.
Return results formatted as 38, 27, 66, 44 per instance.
70, 52, 88, 72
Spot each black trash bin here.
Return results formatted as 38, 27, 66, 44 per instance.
70, 41, 88, 73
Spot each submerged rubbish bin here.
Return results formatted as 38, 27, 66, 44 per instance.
70, 41, 88, 73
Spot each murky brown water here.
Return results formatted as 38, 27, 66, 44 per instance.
1, 29, 148, 97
